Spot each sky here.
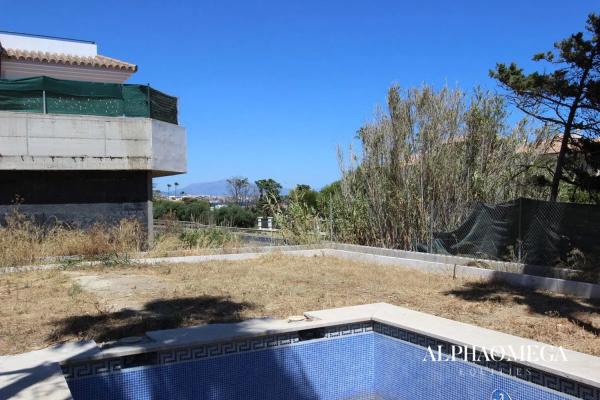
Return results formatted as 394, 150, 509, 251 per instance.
1, 1, 595, 190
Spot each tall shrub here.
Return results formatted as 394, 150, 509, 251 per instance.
334, 85, 549, 249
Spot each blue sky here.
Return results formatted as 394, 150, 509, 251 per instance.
2, 1, 594, 190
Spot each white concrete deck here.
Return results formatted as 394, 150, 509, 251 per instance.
1, 303, 599, 398
0, 341, 98, 400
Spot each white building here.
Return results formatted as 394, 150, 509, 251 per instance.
0, 31, 187, 241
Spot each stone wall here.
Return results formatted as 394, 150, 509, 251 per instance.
0, 201, 150, 227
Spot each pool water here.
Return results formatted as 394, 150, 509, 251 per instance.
65, 323, 585, 400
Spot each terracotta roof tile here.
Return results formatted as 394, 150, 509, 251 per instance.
0, 48, 137, 72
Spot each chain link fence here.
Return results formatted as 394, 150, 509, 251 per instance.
422, 198, 600, 281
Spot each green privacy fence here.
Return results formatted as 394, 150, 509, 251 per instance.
0, 76, 178, 124
424, 198, 600, 280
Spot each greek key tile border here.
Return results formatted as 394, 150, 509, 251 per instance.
156, 331, 301, 365
61, 320, 599, 400
323, 321, 373, 337
62, 322, 373, 381
373, 322, 599, 400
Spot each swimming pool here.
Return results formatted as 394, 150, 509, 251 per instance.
63, 319, 597, 400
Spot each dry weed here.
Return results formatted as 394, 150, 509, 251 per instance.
1, 255, 597, 357
0, 211, 144, 267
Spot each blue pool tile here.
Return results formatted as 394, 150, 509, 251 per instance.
67, 329, 589, 400
373, 333, 576, 400
68, 333, 374, 400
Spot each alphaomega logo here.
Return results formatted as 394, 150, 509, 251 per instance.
491, 389, 512, 400
423, 344, 568, 363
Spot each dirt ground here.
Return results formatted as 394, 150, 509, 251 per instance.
1, 254, 598, 356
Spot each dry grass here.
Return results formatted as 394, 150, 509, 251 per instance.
0, 269, 100, 353
0, 254, 598, 356
0, 211, 144, 267
146, 229, 242, 258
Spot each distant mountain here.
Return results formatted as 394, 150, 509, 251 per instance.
180, 179, 291, 196
180, 179, 238, 196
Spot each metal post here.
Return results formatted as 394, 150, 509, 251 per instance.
42, 90, 47, 113
329, 192, 333, 241
429, 204, 434, 253
146, 84, 151, 117
518, 198, 523, 263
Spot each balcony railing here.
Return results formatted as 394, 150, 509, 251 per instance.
0, 76, 178, 124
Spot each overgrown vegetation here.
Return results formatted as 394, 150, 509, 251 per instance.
148, 225, 242, 257
178, 229, 238, 249
491, 13, 600, 202
153, 198, 211, 221
0, 208, 251, 268
255, 178, 283, 217
275, 86, 552, 249
2, 255, 598, 356
273, 13, 600, 260
153, 199, 258, 228
0, 210, 144, 268
335, 86, 549, 249
214, 205, 257, 228
272, 189, 323, 244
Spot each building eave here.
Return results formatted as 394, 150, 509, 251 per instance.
1, 48, 137, 72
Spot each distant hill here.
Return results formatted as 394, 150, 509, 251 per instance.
180, 180, 238, 196
180, 179, 291, 196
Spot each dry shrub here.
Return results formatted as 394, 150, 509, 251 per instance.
148, 228, 242, 258
334, 85, 551, 249
42, 219, 143, 257
0, 210, 144, 267
0, 210, 41, 267
148, 232, 184, 257
273, 193, 323, 245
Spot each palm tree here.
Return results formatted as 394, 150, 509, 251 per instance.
174, 182, 179, 197
167, 183, 172, 196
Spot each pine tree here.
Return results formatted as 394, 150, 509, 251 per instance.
491, 13, 600, 201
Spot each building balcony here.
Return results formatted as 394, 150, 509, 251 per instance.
0, 77, 186, 176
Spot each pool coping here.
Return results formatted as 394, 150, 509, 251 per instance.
307, 303, 600, 390
0, 341, 98, 400
1, 303, 599, 399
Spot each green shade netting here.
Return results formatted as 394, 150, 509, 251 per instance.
0, 76, 177, 124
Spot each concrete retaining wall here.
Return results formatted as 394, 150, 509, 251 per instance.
2, 242, 599, 299
328, 242, 585, 280
324, 248, 600, 300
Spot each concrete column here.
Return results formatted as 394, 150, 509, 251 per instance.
267, 217, 273, 230
145, 172, 154, 248
257, 217, 262, 230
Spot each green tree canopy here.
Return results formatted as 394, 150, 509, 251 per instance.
288, 184, 318, 210
255, 178, 282, 216
226, 176, 250, 205
153, 198, 210, 221
491, 13, 600, 201
215, 205, 257, 228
